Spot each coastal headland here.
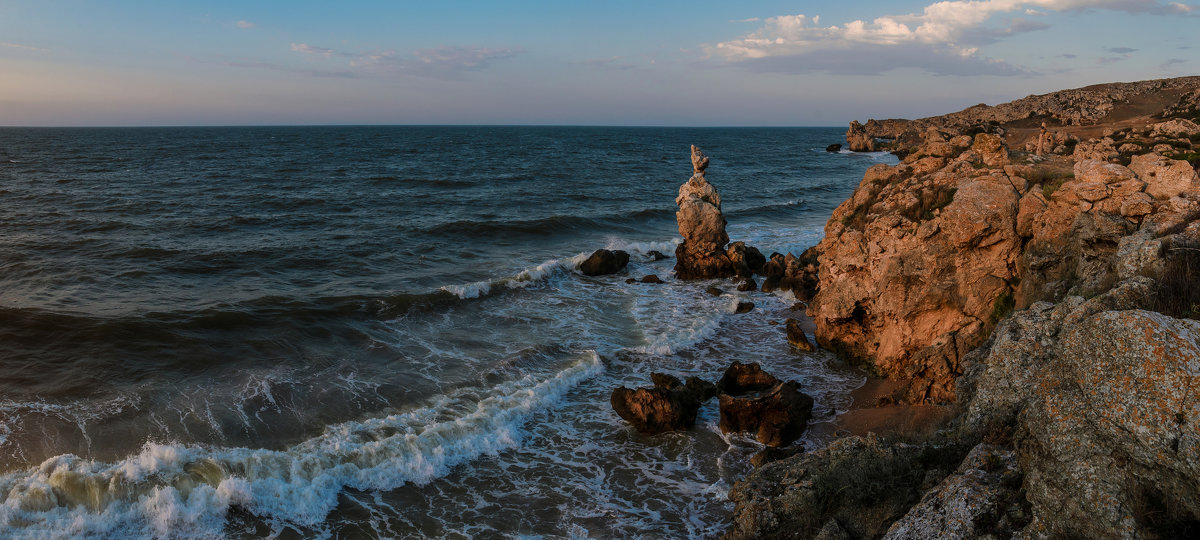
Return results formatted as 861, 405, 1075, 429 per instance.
724, 76, 1200, 538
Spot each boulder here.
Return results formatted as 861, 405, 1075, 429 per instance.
736, 277, 757, 292
611, 373, 718, 435
785, 318, 816, 352
1074, 159, 1136, 184
705, 286, 724, 296
1149, 118, 1200, 138
972, 133, 1008, 168
1129, 153, 1200, 200
647, 250, 669, 261
826, 143, 842, 153
735, 301, 755, 314
727, 242, 766, 275
580, 249, 630, 276
717, 362, 814, 446
640, 274, 664, 284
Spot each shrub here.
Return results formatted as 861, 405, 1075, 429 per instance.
1151, 239, 1200, 320
901, 185, 957, 223
990, 289, 1015, 324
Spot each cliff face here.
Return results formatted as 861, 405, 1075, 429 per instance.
728, 76, 1200, 539
814, 78, 1200, 404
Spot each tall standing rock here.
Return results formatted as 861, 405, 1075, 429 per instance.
675, 145, 739, 279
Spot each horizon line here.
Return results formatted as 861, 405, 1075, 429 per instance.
0, 123, 849, 129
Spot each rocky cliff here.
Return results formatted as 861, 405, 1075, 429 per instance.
729, 76, 1200, 539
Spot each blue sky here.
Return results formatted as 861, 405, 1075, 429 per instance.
0, 0, 1196, 126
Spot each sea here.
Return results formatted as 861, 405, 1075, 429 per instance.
0, 126, 897, 538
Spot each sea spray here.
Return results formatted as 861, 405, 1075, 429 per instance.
0, 352, 603, 538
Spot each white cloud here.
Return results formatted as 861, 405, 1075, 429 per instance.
710, 0, 1198, 75
291, 43, 336, 57
236, 20, 256, 29
1, 41, 46, 52
291, 43, 521, 79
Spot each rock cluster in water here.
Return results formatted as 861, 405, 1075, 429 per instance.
611, 363, 813, 447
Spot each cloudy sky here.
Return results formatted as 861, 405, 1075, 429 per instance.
0, 0, 1196, 126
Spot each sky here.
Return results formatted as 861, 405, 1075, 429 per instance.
0, 0, 1197, 126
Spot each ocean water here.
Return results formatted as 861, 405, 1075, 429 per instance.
0, 126, 896, 538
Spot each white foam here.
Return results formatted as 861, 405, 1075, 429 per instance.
440, 254, 588, 300
0, 351, 603, 538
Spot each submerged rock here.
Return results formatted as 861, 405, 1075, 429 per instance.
785, 318, 815, 352
579, 249, 630, 276
734, 301, 755, 314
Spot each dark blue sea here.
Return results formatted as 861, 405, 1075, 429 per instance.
0, 126, 896, 538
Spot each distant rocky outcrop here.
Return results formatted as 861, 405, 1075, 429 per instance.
845, 120, 876, 152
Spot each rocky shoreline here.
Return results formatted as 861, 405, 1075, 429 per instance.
722, 76, 1200, 538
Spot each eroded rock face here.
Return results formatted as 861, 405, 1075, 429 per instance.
809, 137, 1022, 402
959, 278, 1200, 538
579, 249, 630, 276
846, 120, 876, 152
675, 146, 739, 279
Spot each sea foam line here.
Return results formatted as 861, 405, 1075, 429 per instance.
439, 238, 680, 300
0, 351, 604, 539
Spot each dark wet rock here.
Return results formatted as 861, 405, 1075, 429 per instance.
719, 362, 780, 393
640, 274, 664, 284
612, 373, 719, 435
826, 143, 843, 153
684, 376, 719, 402
625, 278, 636, 284
580, 249, 630, 276
727, 242, 766, 277
786, 318, 816, 352
736, 277, 758, 292
650, 372, 682, 390
706, 286, 724, 296
719, 381, 813, 447
735, 301, 755, 314
647, 250, 669, 261
717, 362, 814, 446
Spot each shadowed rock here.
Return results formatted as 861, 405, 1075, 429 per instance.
785, 318, 816, 352
717, 362, 814, 447
611, 373, 718, 435
580, 249, 630, 276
